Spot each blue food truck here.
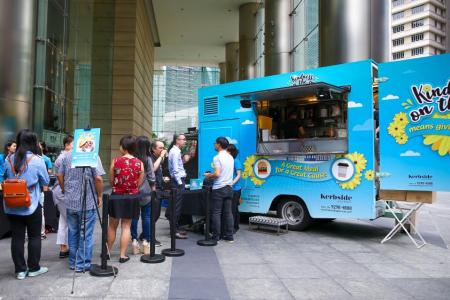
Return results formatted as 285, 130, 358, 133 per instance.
198, 54, 450, 230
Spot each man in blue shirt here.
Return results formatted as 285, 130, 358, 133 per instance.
168, 134, 188, 239
227, 144, 242, 233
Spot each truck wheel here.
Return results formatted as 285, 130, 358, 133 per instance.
277, 199, 313, 231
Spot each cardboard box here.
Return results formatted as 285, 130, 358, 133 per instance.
379, 190, 435, 204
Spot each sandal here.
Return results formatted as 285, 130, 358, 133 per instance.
119, 256, 130, 263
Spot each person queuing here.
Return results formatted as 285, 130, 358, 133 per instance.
0, 141, 17, 183
204, 137, 234, 243
3, 129, 50, 280
131, 136, 156, 255
149, 140, 167, 246
108, 135, 144, 263
39, 141, 53, 174
38, 141, 52, 240
226, 144, 242, 233
168, 134, 188, 239
57, 141, 105, 272
52, 135, 73, 258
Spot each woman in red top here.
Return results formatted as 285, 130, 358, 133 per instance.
107, 135, 144, 263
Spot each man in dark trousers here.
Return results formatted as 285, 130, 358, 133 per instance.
149, 140, 167, 246
204, 137, 234, 243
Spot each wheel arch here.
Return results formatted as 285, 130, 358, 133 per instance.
269, 194, 308, 212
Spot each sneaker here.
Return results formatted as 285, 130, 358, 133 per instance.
142, 240, 150, 255
175, 232, 187, 239
155, 240, 162, 247
132, 239, 141, 255
222, 237, 234, 243
28, 267, 48, 277
41, 234, 47, 240
16, 271, 27, 280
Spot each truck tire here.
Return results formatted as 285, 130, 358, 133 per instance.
277, 199, 313, 231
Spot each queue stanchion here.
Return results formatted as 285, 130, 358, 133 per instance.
141, 191, 165, 263
162, 188, 185, 257
90, 194, 118, 277
197, 186, 217, 246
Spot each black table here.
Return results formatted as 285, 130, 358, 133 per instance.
181, 189, 207, 216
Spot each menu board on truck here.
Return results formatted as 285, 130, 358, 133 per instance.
379, 54, 450, 191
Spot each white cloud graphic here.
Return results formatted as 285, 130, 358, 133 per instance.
226, 137, 238, 144
235, 107, 252, 113
241, 120, 254, 125
382, 94, 399, 101
348, 101, 363, 108
400, 150, 421, 157
352, 119, 372, 132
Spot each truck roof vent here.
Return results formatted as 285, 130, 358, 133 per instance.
204, 97, 218, 115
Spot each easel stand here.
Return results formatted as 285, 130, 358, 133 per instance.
162, 188, 185, 257
197, 186, 217, 246
90, 194, 119, 276
141, 191, 166, 263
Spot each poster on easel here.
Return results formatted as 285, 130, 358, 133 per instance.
71, 128, 101, 168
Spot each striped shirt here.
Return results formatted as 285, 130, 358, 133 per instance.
57, 152, 105, 211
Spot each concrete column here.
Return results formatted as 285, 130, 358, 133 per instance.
319, 0, 389, 66
219, 62, 226, 84
239, 3, 258, 80
225, 42, 239, 82
264, 0, 292, 76
0, 0, 36, 145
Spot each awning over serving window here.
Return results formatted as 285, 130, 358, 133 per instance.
226, 82, 350, 102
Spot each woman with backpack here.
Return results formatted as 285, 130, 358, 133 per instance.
3, 129, 50, 280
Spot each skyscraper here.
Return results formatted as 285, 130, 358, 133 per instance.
391, 0, 449, 61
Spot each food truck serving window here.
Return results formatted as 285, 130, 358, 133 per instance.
232, 82, 350, 155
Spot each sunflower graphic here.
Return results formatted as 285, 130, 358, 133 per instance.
345, 152, 367, 173
423, 113, 450, 156
339, 172, 362, 190
242, 155, 266, 186
364, 170, 374, 181
388, 112, 410, 144
395, 134, 408, 145
393, 112, 409, 127
338, 152, 367, 190
422, 84, 432, 93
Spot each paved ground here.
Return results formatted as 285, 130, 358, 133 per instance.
0, 193, 449, 300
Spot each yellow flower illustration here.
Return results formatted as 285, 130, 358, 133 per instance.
422, 84, 432, 93
345, 152, 367, 173
364, 170, 374, 181
395, 134, 408, 145
242, 155, 266, 186
339, 172, 362, 190
423, 113, 450, 156
393, 112, 409, 127
388, 122, 406, 138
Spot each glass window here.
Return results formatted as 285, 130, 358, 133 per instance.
393, 51, 405, 60
411, 33, 424, 42
411, 19, 424, 28
411, 47, 424, 56
411, 5, 425, 14
393, 11, 404, 20
393, 0, 405, 7
393, 38, 404, 46
393, 24, 405, 33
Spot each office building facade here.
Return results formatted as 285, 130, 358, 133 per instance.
0, 0, 158, 164
391, 0, 449, 60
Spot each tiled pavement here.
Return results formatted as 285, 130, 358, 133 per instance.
0, 192, 449, 299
